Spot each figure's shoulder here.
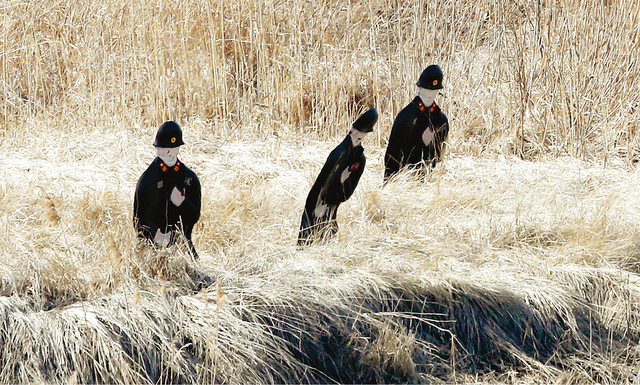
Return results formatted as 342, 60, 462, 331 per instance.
393, 98, 420, 125
183, 165, 201, 183
137, 158, 160, 182
325, 146, 343, 165
327, 137, 350, 159
428, 103, 447, 124
399, 99, 420, 117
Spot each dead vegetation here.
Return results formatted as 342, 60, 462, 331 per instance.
1, 0, 640, 383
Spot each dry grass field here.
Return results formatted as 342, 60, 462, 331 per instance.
1, 0, 640, 383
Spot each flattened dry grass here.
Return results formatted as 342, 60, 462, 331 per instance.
1, 0, 640, 383
2, 139, 640, 383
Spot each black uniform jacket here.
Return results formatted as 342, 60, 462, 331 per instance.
134, 157, 201, 244
299, 135, 366, 243
384, 96, 448, 181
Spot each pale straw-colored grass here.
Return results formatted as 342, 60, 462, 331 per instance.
1, 0, 640, 383
2, 138, 640, 383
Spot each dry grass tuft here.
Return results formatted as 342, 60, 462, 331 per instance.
39, 195, 61, 225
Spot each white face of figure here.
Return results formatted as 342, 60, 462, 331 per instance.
417, 87, 440, 107
349, 128, 369, 147
157, 146, 180, 167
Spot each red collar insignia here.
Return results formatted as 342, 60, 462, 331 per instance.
416, 100, 437, 114
159, 160, 181, 172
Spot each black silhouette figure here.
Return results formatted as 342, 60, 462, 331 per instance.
134, 121, 201, 258
298, 109, 378, 246
384, 64, 449, 182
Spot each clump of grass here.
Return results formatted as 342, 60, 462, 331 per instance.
4, 259, 638, 383
39, 195, 61, 225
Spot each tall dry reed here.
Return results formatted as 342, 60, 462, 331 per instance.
1, 0, 640, 383
2, 0, 639, 159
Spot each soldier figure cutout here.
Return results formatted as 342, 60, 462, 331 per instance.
298, 108, 378, 246
384, 64, 449, 182
134, 121, 201, 258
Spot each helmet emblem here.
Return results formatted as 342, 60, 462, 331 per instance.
171, 137, 176, 143
433, 80, 438, 86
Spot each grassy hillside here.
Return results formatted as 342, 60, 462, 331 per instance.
1, 0, 640, 383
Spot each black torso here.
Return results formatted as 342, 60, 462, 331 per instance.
133, 157, 201, 243
298, 135, 366, 245
384, 96, 449, 181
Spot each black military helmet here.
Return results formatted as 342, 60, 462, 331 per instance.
153, 121, 185, 148
352, 108, 378, 133
416, 64, 444, 90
